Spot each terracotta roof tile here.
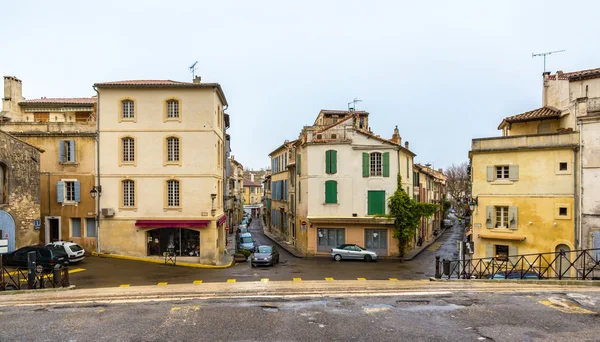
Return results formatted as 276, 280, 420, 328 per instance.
19, 97, 96, 105
243, 179, 261, 187
94, 80, 192, 86
498, 106, 561, 129
547, 68, 600, 81
320, 109, 368, 115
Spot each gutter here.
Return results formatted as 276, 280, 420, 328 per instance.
578, 120, 583, 248
574, 145, 579, 249
93, 86, 101, 254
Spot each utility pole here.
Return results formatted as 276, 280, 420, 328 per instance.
532, 50, 565, 73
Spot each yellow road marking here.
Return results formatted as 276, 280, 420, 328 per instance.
357, 278, 366, 281
261, 278, 269, 282
171, 307, 181, 311
119, 284, 130, 287
227, 279, 236, 283
96, 309, 105, 313
325, 277, 334, 281
193, 280, 203, 285
293, 277, 302, 281
538, 299, 596, 314
157, 282, 168, 286
5, 267, 86, 277
389, 278, 398, 281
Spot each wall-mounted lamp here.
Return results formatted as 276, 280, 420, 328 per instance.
528, 221, 533, 225
90, 186, 102, 199
554, 222, 557, 226
468, 196, 478, 211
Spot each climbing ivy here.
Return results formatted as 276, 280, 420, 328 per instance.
383, 173, 438, 256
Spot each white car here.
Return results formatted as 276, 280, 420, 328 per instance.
47, 241, 85, 264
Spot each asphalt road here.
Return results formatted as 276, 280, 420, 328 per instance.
1, 288, 599, 341
63, 219, 464, 288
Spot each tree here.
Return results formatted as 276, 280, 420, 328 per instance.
383, 173, 438, 256
445, 162, 471, 209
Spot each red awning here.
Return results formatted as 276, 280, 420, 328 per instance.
135, 220, 211, 228
217, 215, 227, 225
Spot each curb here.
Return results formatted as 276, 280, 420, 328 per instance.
91, 252, 235, 269
0, 285, 76, 297
261, 225, 304, 258
401, 226, 451, 261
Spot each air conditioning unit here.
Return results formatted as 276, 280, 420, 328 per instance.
101, 208, 115, 217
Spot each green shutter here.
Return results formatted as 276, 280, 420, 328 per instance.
362, 153, 369, 177
383, 152, 389, 177
325, 150, 331, 174
296, 154, 301, 175
331, 150, 337, 174
368, 191, 385, 215
325, 180, 337, 204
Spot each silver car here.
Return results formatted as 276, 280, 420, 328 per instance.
330, 244, 378, 262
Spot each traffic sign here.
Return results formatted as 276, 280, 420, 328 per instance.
301, 221, 306, 226
225, 226, 230, 231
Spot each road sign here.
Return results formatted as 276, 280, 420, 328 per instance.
4, 233, 8, 239
34, 218, 41, 230
301, 221, 306, 226
0, 239, 7, 254
225, 226, 230, 231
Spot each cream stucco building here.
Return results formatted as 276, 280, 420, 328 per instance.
95, 78, 229, 264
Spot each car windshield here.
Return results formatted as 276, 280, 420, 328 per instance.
241, 237, 253, 244
69, 245, 83, 252
239, 228, 248, 233
257, 246, 272, 253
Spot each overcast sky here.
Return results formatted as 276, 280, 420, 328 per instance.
1, 0, 598, 170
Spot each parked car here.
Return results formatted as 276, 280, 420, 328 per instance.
251, 245, 280, 267
488, 271, 543, 280
1, 245, 68, 271
443, 219, 453, 228
330, 244, 378, 262
47, 241, 85, 264
237, 234, 256, 252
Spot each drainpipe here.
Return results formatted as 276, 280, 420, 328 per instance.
93, 86, 101, 254
578, 120, 583, 249
574, 145, 579, 249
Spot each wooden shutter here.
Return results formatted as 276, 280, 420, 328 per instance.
69, 140, 76, 162
56, 181, 64, 203
296, 155, 301, 175
59, 140, 65, 163
331, 150, 337, 174
486, 206, 494, 229
509, 206, 518, 230
486, 166, 494, 182
508, 245, 518, 263
74, 181, 81, 203
362, 153, 369, 177
325, 150, 331, 174
368, 191, 385, 215
485, 244, 494, 258
325, 180, 337, 204
383, 152, 390, 177
509, 165, 519, 181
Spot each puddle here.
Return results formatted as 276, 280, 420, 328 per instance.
363, 304, 395, 313
261, 305, 279, 313
396, 299, 430, 306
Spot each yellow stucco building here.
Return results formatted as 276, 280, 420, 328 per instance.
96, 77, 229, 265
470, 107, 578, 260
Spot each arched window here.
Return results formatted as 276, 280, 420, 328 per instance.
166, 180, 180, 207
167, 99, 179, 118
122, 137, 135, 163
122, 180, 135, 207
122, 100, 135, 119
166, 137, 180, 162
0, 163, 7, 204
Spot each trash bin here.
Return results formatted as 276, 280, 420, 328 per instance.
443, 259, 451, 276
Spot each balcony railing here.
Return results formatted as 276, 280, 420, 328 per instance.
471, 131, 579, 152
588, 97, 600, 113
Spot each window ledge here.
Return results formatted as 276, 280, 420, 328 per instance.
323, 203, 339, 206
164, 162, 182, 166
61, 202, 78, 207
119, 207, 137, 212
60, 162, 79, 166
164, 118, 181, 123
491, 180, 514, 185
120, 118, 136, 123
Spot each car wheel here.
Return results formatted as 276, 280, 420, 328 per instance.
364, 255, 373, 262
334, 254, 342, 262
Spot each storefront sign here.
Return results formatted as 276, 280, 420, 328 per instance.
33, 218, 41, 230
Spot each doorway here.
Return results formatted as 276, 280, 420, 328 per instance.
555, 244, 571, 278
0, 210, 16, 252
365, 229, 388, 256
45, 217, 61, 243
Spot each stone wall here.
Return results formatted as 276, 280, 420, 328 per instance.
0, 130, 41, 248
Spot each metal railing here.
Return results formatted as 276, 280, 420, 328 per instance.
435, 248, 600, 280
0, 265, 70, 291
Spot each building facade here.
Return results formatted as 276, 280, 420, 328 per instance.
414, 164, 447, 245
0, 76, 98, 251
95, 78, 229, 264
0, 130, 42, 252
243, 177, 262, 217
268, 140, 297, 242
227, 157, 244, 230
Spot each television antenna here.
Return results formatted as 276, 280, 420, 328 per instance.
532, 50, 565, 73
189, 61, 198, 79
348, 98, 362, 111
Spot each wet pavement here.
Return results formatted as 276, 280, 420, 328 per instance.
67, 218, 465, 288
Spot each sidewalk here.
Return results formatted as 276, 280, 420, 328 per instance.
260, 220, 304, 258
401, 225, 451, 261
92, 249, 234, 269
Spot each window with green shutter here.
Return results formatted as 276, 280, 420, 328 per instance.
362, 153, 369, 177
368, 190, 386, 215
325, 150, 337, 174
325, 180, 337, 204
382, 152, 389, 177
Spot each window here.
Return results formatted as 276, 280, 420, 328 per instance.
370, 152, 382, 176
71, 218, 81, 237
368, 191, 386, 215
57, 180, 80, 203
59, 140, 76, 163
496, 166, 509, 179
65, 181, 76, 202
166, 100, 179, 118
317, 228, 345, 252
495, 245, 509, 261
0, 163, 7, 204
122, 100, 134, 119
495, 206, 509, 228
85, 218, 96, 237
122, 137, 135, 163
559, 207, 568, 216
166, 137, 180, 163
167, 180, 180, 207
559, 162, 568, 171
325, 150, 337, 174
359, 117, 365, 129
325, 180, 337, 204
298, 181, 302, 202
122, 180, 135, 207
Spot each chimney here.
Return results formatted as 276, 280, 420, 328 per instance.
438, 168, 443, 173
2, 76, 24, 121
193, 76, 201, 84
556, 70, 563, 78
250, 173, 254, 182
391, 125, 401, 144
405, 141, 409, 150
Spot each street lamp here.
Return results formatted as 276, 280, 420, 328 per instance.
468, 196, 478, 212
90, 186, 102, 199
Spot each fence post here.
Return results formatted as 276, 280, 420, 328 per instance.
435, 256, 441, 279
558, 249, 564, 280
582, 250, 586, 280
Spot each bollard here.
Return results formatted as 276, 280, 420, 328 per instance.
435, 256, 441, 279
53, 264, 62, 286
443, 259, 451, 277
61, 265, 70, 287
